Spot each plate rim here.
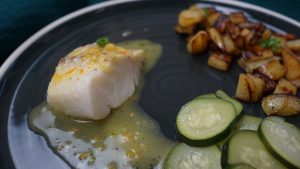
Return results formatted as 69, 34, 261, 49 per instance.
0, 0, 299, 83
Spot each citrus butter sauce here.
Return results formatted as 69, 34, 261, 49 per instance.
28, 40, 175, 169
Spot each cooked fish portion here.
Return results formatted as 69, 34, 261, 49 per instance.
47, 43, 143, 120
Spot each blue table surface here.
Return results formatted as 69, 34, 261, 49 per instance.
0, 0, 299, 64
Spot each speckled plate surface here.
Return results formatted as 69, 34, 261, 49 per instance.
0, 0, 299, 169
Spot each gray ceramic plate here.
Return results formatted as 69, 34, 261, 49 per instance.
0, 0, 299, 169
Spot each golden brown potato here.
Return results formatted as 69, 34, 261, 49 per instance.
187, 31, 208, 55
287, 39, 300, 51
274, 79, 297, 95
240, 28, 255, 45
245, 30, 255, 45
227, 22, 240, 39
241, 51, 272, 62
205, 13, 220, 28
253, 71, 277, 93
189, 4, 201, 11
223, 34, 237, 54
261, 49, 274, 58
214, 14, 229, 33
175, 24, 195, 34
238, 56, 280, 73
281, 47, 300, 84
262, 94, 300, 116
207, 52, 233, 71
235, 74, 251, 101
235, 73, 265, 102
248, 74, 266, 101
178, 9, 205, 28
208, 28, 224, 50
230, 12, 246, 24
274, 32, 296, 41
261, 29, 272, 40
235, 36, 245, 49
247, 45, 265, 52
256, 60, 286, 80
240, 28, 251, 37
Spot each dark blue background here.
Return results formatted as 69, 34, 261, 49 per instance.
0, 0, 299, 64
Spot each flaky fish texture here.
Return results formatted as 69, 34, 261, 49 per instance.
47, 43, 143, 120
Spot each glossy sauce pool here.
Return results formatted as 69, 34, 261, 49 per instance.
28, 40, 175, 169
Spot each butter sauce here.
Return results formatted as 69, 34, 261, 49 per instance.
28, 40, 174, 169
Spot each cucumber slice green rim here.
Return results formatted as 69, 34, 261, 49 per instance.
225, 163, 256, 169
176, 98, 236, 146
258, 117, 300, 169
222, 130, 287, 169
194, 93, 217, 100
164, 143, 222, 169
215, 90, 243, 117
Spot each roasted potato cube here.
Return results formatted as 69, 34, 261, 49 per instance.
215, 15, 229, 33
208, 28, 224, 50
240, 22, 265, 33
274, 79, 297, 95
261, 49, 274, 58
230, 12, 246, 24
227, 22, 240, 39
235, 74, 251, 101
189, 4, 201, 11
274, 32, 296, 41
262, 94, 300, 116
238, 56, 280, 73
205, 13, 220, 28
247, 45, 265, 52
257, 60, 286, 80
235, 36, 245, 49
240, 28, 251, 37
253, 71, 277, 93
235, 73, 265, 102
261, 29, 272, 40
187, 31, 208, 55
284, 33, 296, 40
178, 9, 205, 28
241, 51, 260, 61
207, 52, 233, 71
240, 28, 255, 45
287, 39, 300, 51
175, 24, 195, 34
241, 51, 272, 62
223, 34, 237, 54
247, 74, 266, 101
282, 47, 300, 83
245, 30, 255, 45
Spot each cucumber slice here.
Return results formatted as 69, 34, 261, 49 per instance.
218, 115, 262, 149
176, 98, 236, 146
222, 130, 287, 169
259, 117, 300, 169
225, 164, 256, 169
219, 114, 262, 149
216, 90, 243, 116
164, 143, 221, 169
194, 93, 217, 100
236, 115, 262, 131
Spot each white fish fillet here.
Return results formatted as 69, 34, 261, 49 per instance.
47, 43, 143, 120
